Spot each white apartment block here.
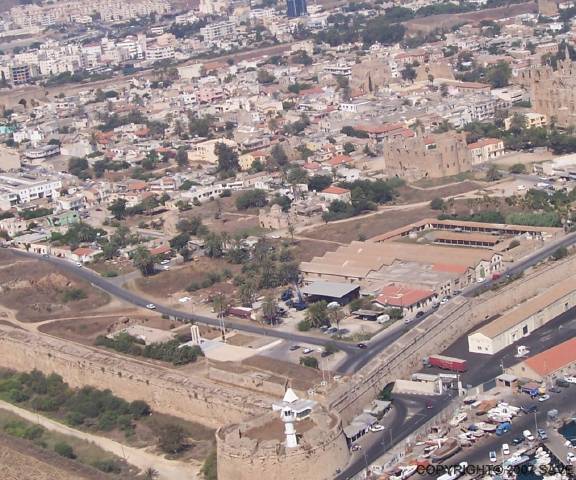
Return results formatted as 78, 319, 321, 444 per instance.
0, 174, 62, 210
200, 21, 236, 42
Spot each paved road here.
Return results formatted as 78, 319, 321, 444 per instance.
8, 249, 362, 358
8, 230, 576, 377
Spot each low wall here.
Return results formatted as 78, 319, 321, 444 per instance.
393, 379, 439, 396
0, 326, 272, 428
217, 410, 350, 480
330, 255, 576, 422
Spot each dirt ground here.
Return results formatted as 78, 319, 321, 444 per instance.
404, 1, 536, 33
0, 251, 110, 322
37, 314, 180, 345
492, 150, 554, 168
242, 355, 326, 392
244, 417, 315, 442
0, 434, 111, 480
290, 238, 341, 262
302, 204, 438, 243
128, 257, 241, 300
396, 181, 481, 204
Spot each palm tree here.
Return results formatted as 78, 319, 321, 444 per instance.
212, 293, 227, 318
262, 295, 279, 325
144, 468, 159, 480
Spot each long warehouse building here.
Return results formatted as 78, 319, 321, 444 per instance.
467, 277, 576, 355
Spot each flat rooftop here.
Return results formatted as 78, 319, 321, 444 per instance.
470, 277, 576, 339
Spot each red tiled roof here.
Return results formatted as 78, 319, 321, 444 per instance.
467, 138, 503, 149
73, 247, 96, 256
376, 284, 435, 308
523, 338, 576, 376
303, 162, 321, 171
432, 263, 469, 274
149, 245, 171, 255
321, 186, 350, 195
328, 154, 352, 166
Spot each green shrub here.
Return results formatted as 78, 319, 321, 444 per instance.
54, 441, 76, 459
297, 320, 312, 331
61, 288, 87, 302
299, 356, 319, 369
93, 459, 121, 473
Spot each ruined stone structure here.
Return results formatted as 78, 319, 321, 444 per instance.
0, 326, 272, 428
258, 204, 297, 230
519, 53, 576, 128
538, 0, 558, 16
371, 131, 473, 181
351, 58, 394, 94
217, 407, 350, 480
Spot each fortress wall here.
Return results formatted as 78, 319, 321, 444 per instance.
216, 412, 350, 480
0, 326, 272, 428
330, 255, 576, 422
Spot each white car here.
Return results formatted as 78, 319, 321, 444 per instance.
538, 394, 550, 402
162, 265, 170, 271
178, 296, 191, 303
302, 348, 313, 354
523, 430, 535, 441
146, 303, 156, 310
75, 261, 82, 267
564, 376, 576, 384
517, 184, 527, 191
370, 424, 385, 432
440, 298, 449, 305
502, 443, 510, 455
160, 259, 170, 265
489, 451, 497, 462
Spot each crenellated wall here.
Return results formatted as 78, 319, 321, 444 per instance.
0, 326, 272, 428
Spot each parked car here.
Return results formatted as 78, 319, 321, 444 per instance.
357, 343, 368, 349
521, 405, 538, 414
556, 378, 570, 388
512, 436, 524, 445
564, 376, 576, 384
370, 424, 385, 432
289, 345, 300, 351
548, 386, 561, 393
160, 259, 170, 265
416, 311, 425, 318
489, 451, 497, 462
538, 394, 550, 402
351, 444, 362, 452
502, 443, 510, 455
75, 261, 82, 267
145, 303, 156, 310
537, 429, 548, 440
302, 348, 313, 354
523, 430, 535, 441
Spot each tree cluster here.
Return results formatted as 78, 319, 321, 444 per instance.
96, 333, 204, 366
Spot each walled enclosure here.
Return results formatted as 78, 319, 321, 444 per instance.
0, 326, 273, 427
217, 408, 350, 480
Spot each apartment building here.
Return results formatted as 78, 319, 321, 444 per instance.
467, 138, 505, 164
187, 138, 237, 164
200, 21, 237, 43
0, 174, 62, 210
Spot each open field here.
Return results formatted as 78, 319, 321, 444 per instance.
396, 180, 481, 203
404, 1, 537, 33
37, 314, 178, 345
302, 204, 438, 243
0, 410, 134, 480
127, 256, 241, 300
0, 251, 110, 322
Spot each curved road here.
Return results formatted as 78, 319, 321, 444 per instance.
8, 229, 576, 377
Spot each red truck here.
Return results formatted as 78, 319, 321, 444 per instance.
424, 354, 468, 373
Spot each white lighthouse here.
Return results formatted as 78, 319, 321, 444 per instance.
272, 388, 316, 449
